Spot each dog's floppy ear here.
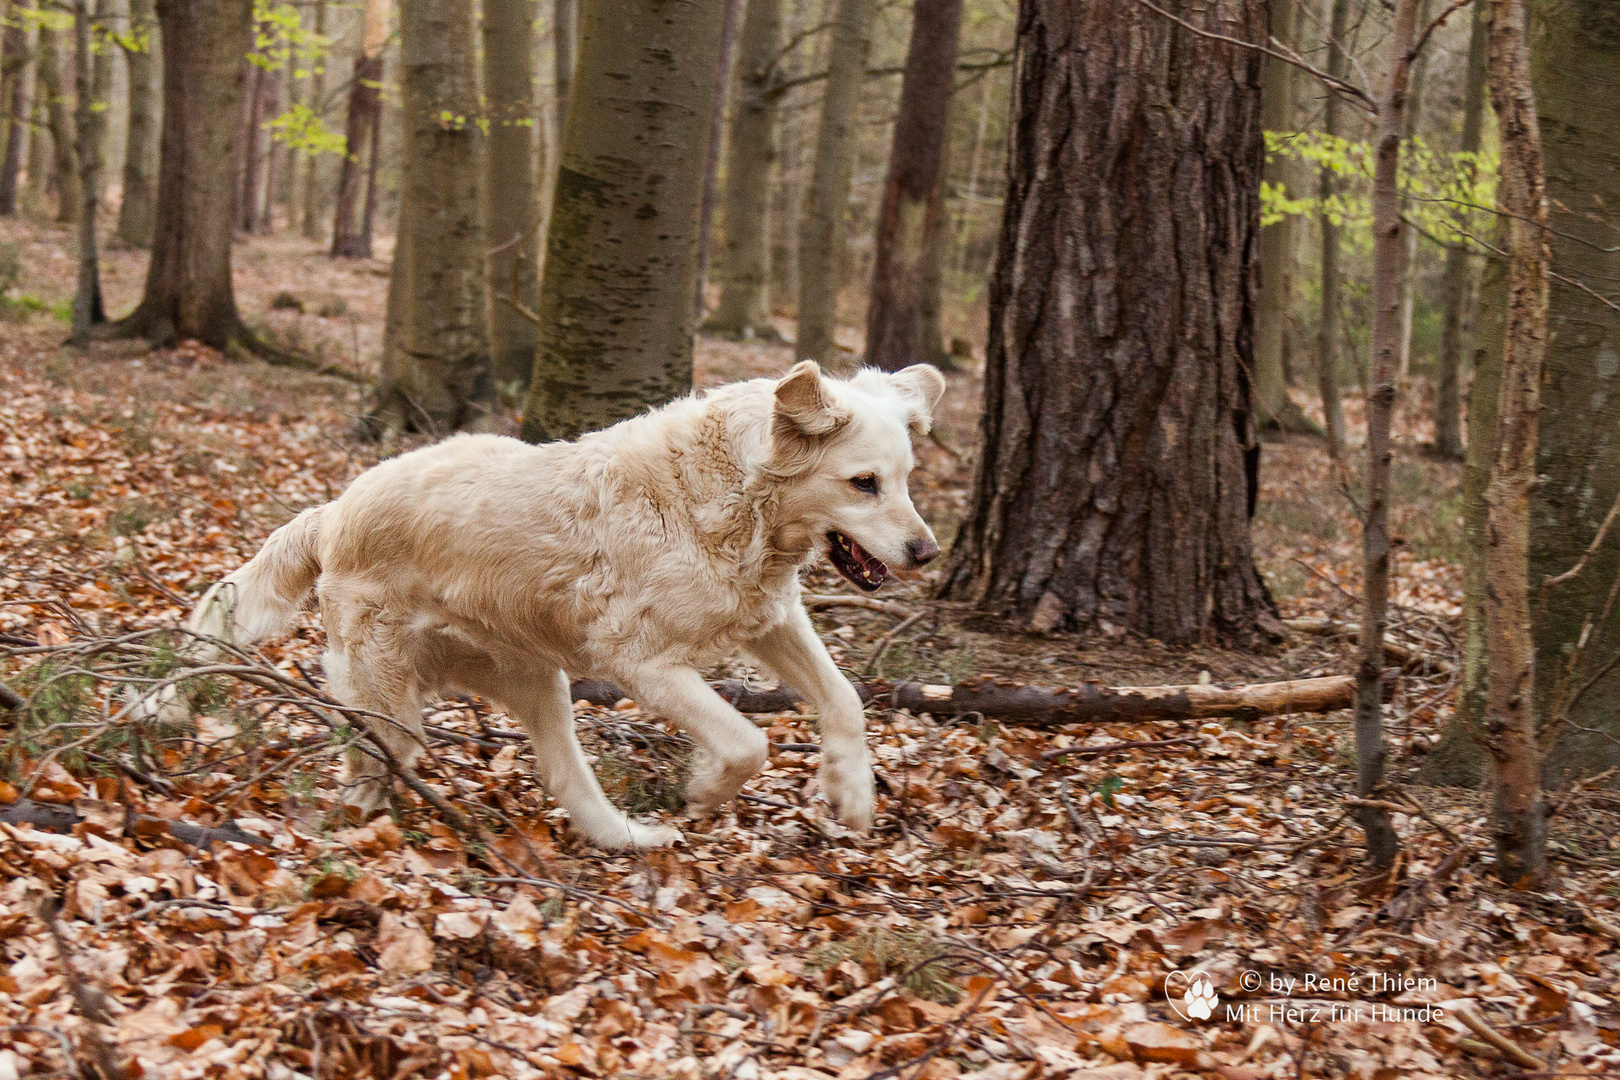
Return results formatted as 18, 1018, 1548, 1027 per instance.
888, 364, 947, 436
775, 361, 850, 436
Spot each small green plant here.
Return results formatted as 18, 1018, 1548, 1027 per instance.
1096, 774, 1125, 807
808, 928, 961, 1003
62, 480, 92, 501
109, 497, 159, 537
596, 749, 689, 814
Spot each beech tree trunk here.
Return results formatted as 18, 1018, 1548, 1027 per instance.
0, 0, 33, 216
1433, 0, 1486, 459
794, 0, 875, 365
37, 22, 79, 225
553, 0, 575, 134
1482, 0, 1548, 889
483, 0, 540, 396
1527, 4, 1620, 793
863, 0, 961, 373
692, 0, 745, 321
706, 0, 784, 340
69, 0, 105, 344
938, 0, 1283, 649
372, 0, 490, 435
238, 40, 265, 233
331, 0, 387, 258
116, 0, 158, 247
1394, 0, 1434, 379
300, 0, 326, 240
1315, 0, 1351, 458
106, 0, 254, 350
1255, 0, 1315, 434
519, 0, 728, 444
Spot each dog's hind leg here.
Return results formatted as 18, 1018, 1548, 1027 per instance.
617, 666, 769, 820
497, 668, 681, 850
747, 605, 873, 832
321, 618, 429, 816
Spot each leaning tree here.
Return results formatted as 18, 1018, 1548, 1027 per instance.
939, 0, 1282, 649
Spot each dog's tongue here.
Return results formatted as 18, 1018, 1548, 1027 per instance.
848, 537, 887, 586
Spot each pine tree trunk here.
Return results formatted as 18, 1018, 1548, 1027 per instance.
107, 0, 253, 349
38, 23, 79, 225
331, 0, 387, 258
1256, 0, 1315, 434
1351, 0, 1421, 874
863, 0, 961, 373
300, 0, 326, 240
70, 0, 105, 343
519, 0, 728, 444
794, 0, 875, 365
0, 0, 33, 216
483, 0, 540, 396
1529, 2, 1620, 790
1315, 0, 1351, 459
1482, 0, 1549, 888
373, 0, 489, 435
1434, 0, 1486, 459
706, 0, 784, 340
937, 0, 1283, 649
116, 0, 158, 246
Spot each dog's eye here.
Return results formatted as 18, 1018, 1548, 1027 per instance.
849, 474, 880, 495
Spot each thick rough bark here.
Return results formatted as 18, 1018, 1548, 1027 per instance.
937, 0, 1283, 650
553, 0, 575, 133
519, 0, 728, 444
692, 0, 745, 321
1483, 0, 1549, 889
1433, 0, 1487, 459
373, 0, 490, 435
300, 0, 326, 240
69, 0, 105, 344
37, 23, 79, 225
331, 0, 387, 258
706, 0, 784, 340
1315, 0, 1350, 459
1529, 3, 1620, 790
794, 0, 875, 365
1351, 0, 1421, 874
104, 0, 252, 349
1255, 0, 1315, 435
0, 0, 30, 216
116, 0, 158, 247
863, 0, 961, 373
483, 0, 540, 396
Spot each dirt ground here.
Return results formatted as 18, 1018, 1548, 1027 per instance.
0, 214, 1616, 1079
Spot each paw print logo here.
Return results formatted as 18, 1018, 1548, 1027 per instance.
1184, 973, 1219, 1020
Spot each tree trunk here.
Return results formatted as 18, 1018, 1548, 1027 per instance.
330, 0, 387, 258
794, 0, 875, 365
483, 0, 540, 397
37, 22, 79, 225
1255, 0, 1315, 434
692, 0, 745, 322
518, 0, 728, 444
1395, 0, 1434, 379
300, 0, 326, 240
116, 0, 158, 246
372, 0, 489, 435
257, 66, 280, 231
1433, 0, 1486, 459
105, 0, 254, 350
1482, 0, 1549, 889
24, 86, 46, 207
1527, 3, 1620, 791
706, 0, 784, 340
284, 15, 301, 234
0, 0, 34, 217
862, 0, 961, 373
1351, 0, 1421, 874
1315, 0, 1351, 459
238, 39, 264, 233
937, 0, 1283, 649
69, 0, 105, 344
553, 0, 575, 135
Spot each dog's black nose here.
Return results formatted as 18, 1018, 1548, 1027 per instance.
907, 537, 940, 566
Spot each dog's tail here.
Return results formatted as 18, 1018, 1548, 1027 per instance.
135, 506, 325, 723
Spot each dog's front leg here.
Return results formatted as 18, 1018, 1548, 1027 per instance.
747, 605, 873, 832
618, 666, 770, 818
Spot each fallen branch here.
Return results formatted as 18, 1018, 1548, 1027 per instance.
1284, 617, 1455, 673
1041, 735, 1203, 760
0, 679, 22, 711
0, 798, 273, 849
1451, 1003, 1545, 1070
570, 672, 1396, 726
802, 594, 912, 618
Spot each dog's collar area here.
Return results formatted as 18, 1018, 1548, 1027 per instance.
826, 530, 887, 592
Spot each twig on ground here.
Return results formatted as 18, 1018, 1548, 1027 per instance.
866, 612, 926, 676
1451, 1003, 1545, 1070
803, 594, 912, 619
1041, 734, 1201, 760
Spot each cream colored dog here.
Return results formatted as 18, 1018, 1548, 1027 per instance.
170, 361, 945, 849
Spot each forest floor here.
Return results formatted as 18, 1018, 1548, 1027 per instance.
0, 213, 1617, 1080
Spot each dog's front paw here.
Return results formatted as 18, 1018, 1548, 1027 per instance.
625, 820, 683, 849
820, 757, 874, 833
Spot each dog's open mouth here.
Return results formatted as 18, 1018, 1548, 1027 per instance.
827, 530, 888, 592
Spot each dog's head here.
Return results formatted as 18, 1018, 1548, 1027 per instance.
770, 361, 947, 591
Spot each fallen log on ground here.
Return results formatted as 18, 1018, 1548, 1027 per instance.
0, 798, 272, 849
570, 672, 1395, 727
